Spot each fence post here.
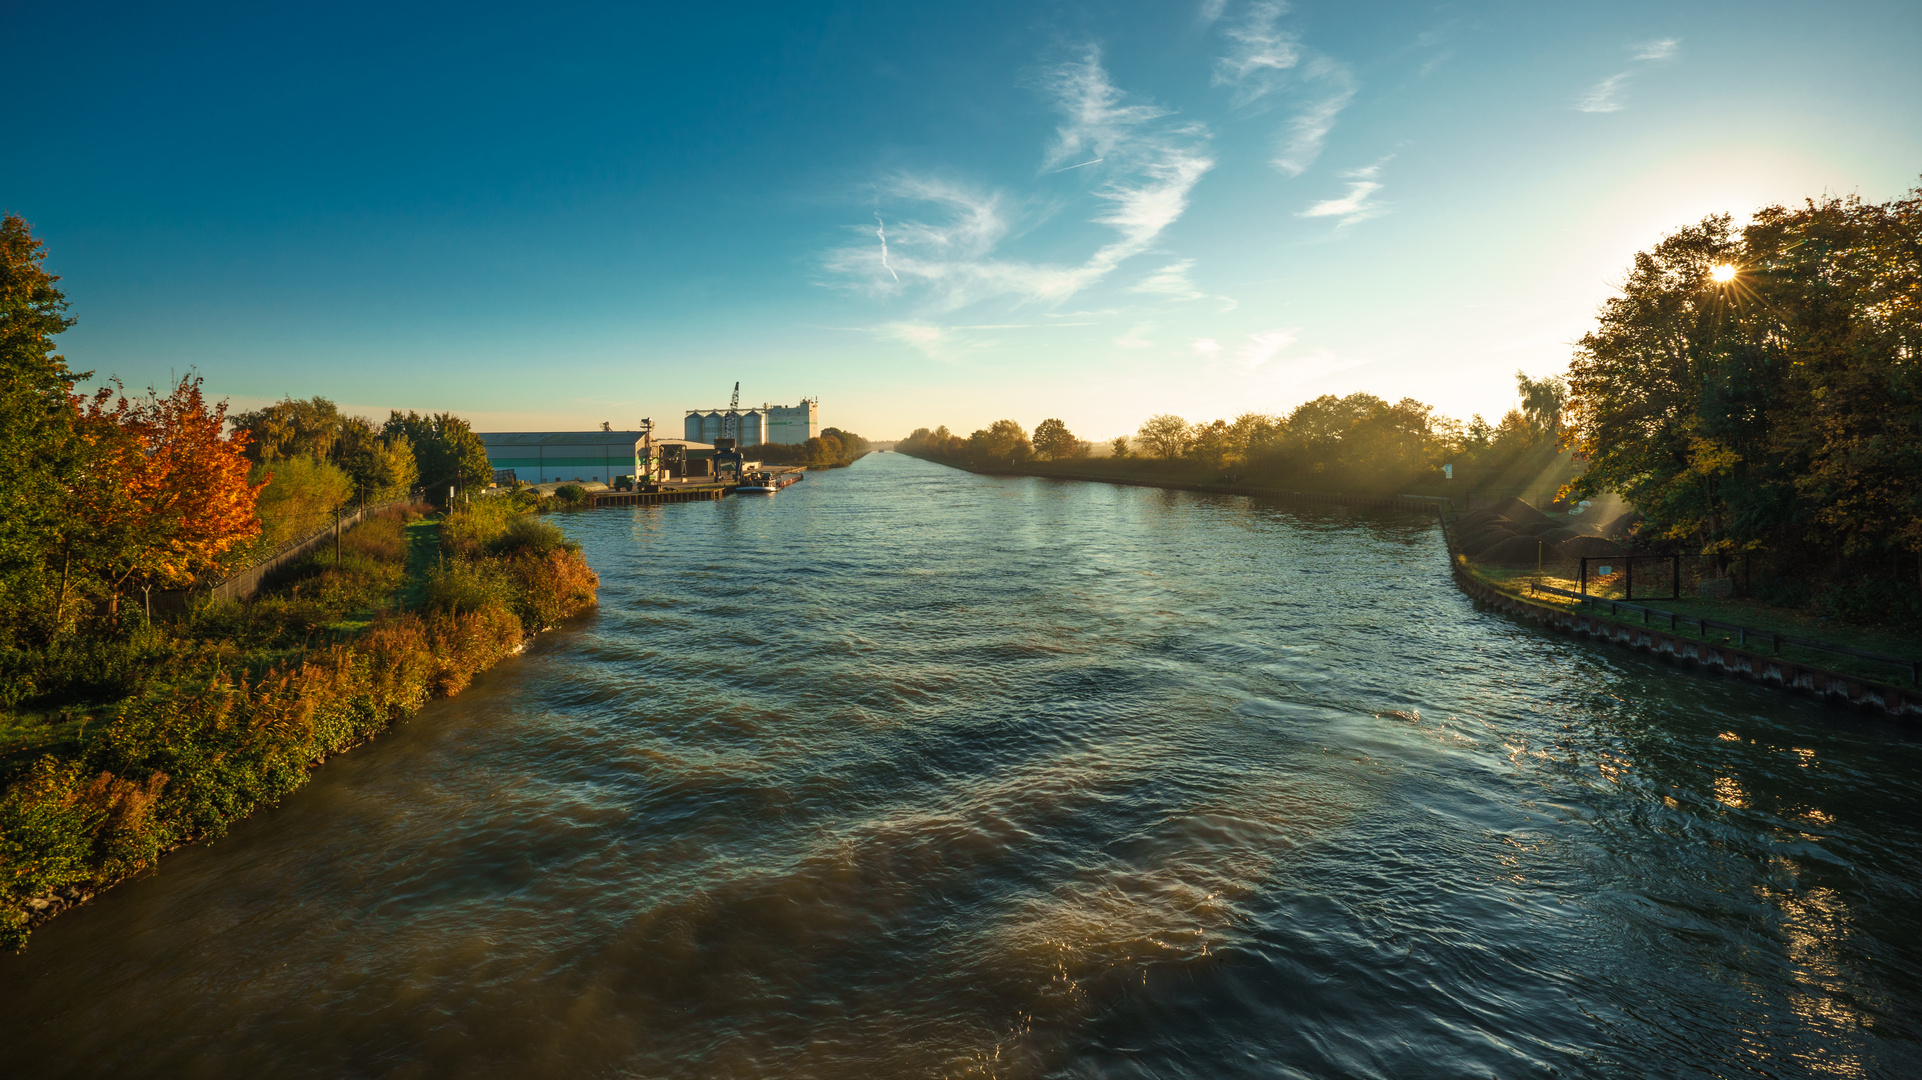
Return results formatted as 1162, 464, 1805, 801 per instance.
1672, 554, 1680, 600
1579, 557, 1587, 597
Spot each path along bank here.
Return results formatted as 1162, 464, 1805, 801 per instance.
904, 450, 1922, 720
0, 501, 599, 948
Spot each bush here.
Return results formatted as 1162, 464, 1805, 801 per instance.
1817, 577, 1922, 631
554, 483, 588, 505
492, 515, 574, 558
422, 560, 512, 616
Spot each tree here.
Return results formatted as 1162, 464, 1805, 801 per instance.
1566, 187, 1922, 571
384, 410, 490, 497
1110, 436, 1131, 458
1186, 418, 1233, 469
333, 417, 418, 501
1515, 371, 1567, 438
1032, 418, 1076, 460
967, 419, 1030, 464
230, 396, 343, 463
1136, 414, 1189, 459
59, 376, 263, 623
0, 215, 81, 630
250, 455, 355, 550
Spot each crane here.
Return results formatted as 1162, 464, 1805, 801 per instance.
724, 381, 740, 441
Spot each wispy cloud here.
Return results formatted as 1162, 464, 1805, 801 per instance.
1191, 338, 1222, 355
1273, 61, 1357, 177
827, 48, 1213, 311
1212, 0, 1302, 107
1300, 161, 1387, 225
1129, 259, 1206, 300
874, 213, 898, 282
1115, 323, 1157, 349
1210, 2, 1357, 177
1576, 72, 1631, 113
1233, 328, 1298, 368
1577, 38, 1679, 113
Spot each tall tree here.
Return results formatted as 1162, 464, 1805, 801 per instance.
384, 410, 490, 497
0, 215, 80, 630
229, 396, 343, 463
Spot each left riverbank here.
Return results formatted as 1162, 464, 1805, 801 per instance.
0, 499, 599, 948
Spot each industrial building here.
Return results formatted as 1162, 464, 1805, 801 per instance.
684, 398, 818, 447
478, 431, 652, 486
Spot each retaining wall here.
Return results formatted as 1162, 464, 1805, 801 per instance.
1446, 539, 1922, 720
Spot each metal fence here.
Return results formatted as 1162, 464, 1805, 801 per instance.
1529, 580, 1919, 687
151, 498, 414, 615
1575, 553, 1748, 601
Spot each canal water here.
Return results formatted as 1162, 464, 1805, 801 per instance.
5, 452, 1921, 1078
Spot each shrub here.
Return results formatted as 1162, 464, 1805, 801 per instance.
492, 515, 573, 558
554, 483, 588, 506
422, 560, 512, 616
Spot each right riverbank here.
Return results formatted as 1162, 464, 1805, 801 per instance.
904, 449, 1922, 719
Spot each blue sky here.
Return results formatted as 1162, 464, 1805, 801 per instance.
9, 0, 1919, 440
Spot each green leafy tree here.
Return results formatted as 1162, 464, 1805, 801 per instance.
229, 396, 343, 463
1567, 186, 1922, 578
250, 455, 355, 550
334, 417, 419, 501
0, 215, 81, 632
384, 410, 490, 497
1109, 435, 1130, 458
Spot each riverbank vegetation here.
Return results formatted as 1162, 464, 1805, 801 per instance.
901, 376, 1574, 504
0, 215, 598, 948
750, 427, 870, 468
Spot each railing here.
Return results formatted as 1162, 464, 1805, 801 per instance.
151, 497, 415, 614
1526, 580, 1920, 687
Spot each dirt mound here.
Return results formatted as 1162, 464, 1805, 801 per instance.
1454, 508, 1505, 531
1480, 534, 1552, 566
1559, 535, 1624, 560
1484, 497, 1552, 527
1538, 527, 1580, 544
1517, 520, 1569, 538
1455, 520, 1511, 545
1458, 527, 1518, 556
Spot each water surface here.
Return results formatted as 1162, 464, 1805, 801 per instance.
6, 452, 1920, 1077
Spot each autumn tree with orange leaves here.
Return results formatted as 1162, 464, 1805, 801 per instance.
49, 377, 264, 625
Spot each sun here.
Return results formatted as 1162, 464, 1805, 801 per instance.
1709, 263, 1736, 283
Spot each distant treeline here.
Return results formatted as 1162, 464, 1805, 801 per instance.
901, 378, 1571, 501
750, 427, 869, 467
